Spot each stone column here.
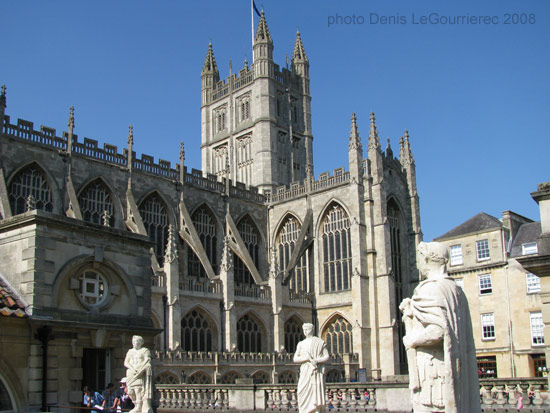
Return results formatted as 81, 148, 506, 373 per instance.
164, 225, 181, 350
268, 248, 284, 352
220, 237, 236, 351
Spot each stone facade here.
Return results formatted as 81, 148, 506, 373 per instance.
434, 211, 545, 378
0, 13, 421, 411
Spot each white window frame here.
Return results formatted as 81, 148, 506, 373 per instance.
522, 242, 538, 255
481, 313, 495, 340
526, 273, 541, 294
530, 312, 545, 346
478, 273, 492, 295
450, 245, 463, 266
476, 239, 490, 261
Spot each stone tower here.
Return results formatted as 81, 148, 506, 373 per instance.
200, 12, 313, 194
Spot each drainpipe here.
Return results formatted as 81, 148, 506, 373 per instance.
35, 325, 54, 412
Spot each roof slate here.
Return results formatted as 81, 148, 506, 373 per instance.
510, 221, 542, 258
434, 212, 502, 241
0, 276, 27, 318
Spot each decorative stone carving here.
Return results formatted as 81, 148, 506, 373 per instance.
400, 242, 480, 413
293, 323, 329, 413
125, 335, 153, 413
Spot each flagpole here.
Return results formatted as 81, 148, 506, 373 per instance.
251, 0, 254, 62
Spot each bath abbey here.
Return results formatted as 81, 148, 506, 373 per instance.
0, 12, 423, 410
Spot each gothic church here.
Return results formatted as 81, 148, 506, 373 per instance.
0, 12, 421, 411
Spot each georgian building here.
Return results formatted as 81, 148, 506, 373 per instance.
434, 211, 545, 378
0, 12, 421, 411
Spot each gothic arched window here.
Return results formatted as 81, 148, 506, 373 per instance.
187, 206, 217, 278
219, 371, 241, 384
276, 216, 310, 294
8, 164, 53, 214
388, 198, 407, 373
278, 371, 296, 384
284, 317, 304, 353
79, 179, 115, 226
139, 194, 169, 264
154, 372, 179, 385
187, 372, 212, 384
322, 316, 353, 355
181, 309, 214, 352
251, 370, 270, 384
322, 204, 351, 292
234, 216, 260, 286
237, 314, 262, 353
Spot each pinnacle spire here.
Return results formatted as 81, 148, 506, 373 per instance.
255, 11, 272, 43
202, 42, 219, 75
179, 141, 185, 163
68, 106, 75, 130
368, 112, 381, 151
385, 138, 393, 158
0, 84, 6, 109
127, 125, 134, 146
292, 30, 308, 63
403, 130, 414, 164
349, 113, 362, 151
164, 224, 178, 264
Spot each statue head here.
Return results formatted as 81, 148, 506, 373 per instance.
132, 335, 144, 349
302, 323, 314, 338
417, 241, 448, 279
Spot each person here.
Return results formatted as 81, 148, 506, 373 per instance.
517, 391, 523, 411
124, 335, 153, 413
83, 386, 104, 411
101, 382, 117, 412
114, 378, 135, 411
293, 323, 330, 413
400, 241, 480, 413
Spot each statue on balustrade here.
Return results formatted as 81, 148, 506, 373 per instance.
400, 242, 480, 413
125, 335, 153, 413
293, 323, 330, 413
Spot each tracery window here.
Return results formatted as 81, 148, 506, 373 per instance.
187, 372, 212, 384
251, 371, 270, 384
213, 144, 228, 178
237, 314, 262, 353
277, 216, 310, 294
139, 194, 169, 264
326, 369, 344, 383
322, 205, 351, 292
181, 309, 213, 352
187, 206, 217, 278
8, 164, 53, 214
219, 371, 241, 384
79, 180, 115, 226
278, 371, 296, 384
388, 198, 407, 373
154, 372, 179, 385
215, 107, 226, 133
236, 134, 252, 185
322, 316, 353, 355
240, 97, 250, 122
234, 216, 260, 286
284, 317, 304, 353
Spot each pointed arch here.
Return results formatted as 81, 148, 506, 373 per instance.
78, 177, 120, 226
320, 314, 353, 355
7, 161, 56, 215
278, 370, 297, 384
387, 196, 408, 373
251, 370, 270, 384
284, 315, 305, 353
234, 214, 261, 286
237, 312, 265, 353
181, 307, 217, 352
154, 371, 179, 385
219, 371, 241, 384
187, 204, 219, 278
319, 201, 352, 292
138, 192, 171, 264
187, 371, 212, 384
275, 213, 311, 294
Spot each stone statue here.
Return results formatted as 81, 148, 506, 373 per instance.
400, 242, 480, 413
293, 323, 330, 413
124, 335, 153, 413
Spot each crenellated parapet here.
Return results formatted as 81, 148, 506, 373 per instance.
1, 114, 266, 203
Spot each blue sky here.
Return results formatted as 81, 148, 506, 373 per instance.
1, 0, 548, 241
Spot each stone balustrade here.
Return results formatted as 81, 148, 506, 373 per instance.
154, 378, 550, 412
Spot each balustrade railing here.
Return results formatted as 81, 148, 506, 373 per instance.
179, 277, 221, 295
234, 283, 271, 300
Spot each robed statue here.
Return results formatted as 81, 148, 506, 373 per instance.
124, 335, 153, 413
293, 323, 330, 413
400, 242, 480, 413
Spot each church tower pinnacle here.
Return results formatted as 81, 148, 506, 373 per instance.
253, 11, 274, 77
201, 43, 220, 106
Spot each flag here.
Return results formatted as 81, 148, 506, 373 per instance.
253, 0, 261, 17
